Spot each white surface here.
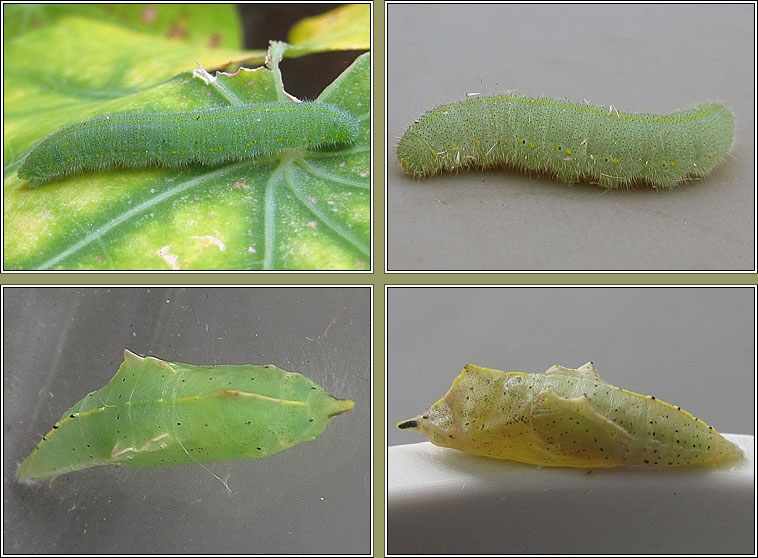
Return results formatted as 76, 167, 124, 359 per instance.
387, 435, 754, 554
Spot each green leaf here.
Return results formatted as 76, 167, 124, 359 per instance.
288, 4, 371, 53
1, 4, 243, 47
3, 18, 370, 270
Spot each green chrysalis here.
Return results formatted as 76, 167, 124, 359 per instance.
398, 362, 743, 468
18, 350, 354, 480
18, 102, 360, 186
397, 95, 735, 188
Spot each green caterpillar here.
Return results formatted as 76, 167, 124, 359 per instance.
397, 95, 734, 188
17, 350, 354, 480
18, 101, 360, 186
398, 362, 743, 468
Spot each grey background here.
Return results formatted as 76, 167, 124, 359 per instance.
387, 4, 755, 270
388, 287, 755, 446
3, 287, 370, 554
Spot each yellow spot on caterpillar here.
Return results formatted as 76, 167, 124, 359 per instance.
671, 161, 677, 167
276, 138, 285, 143
612, 158, 620, 164
565, 148, 573, 155
451, 143, 458, 149
475, 140, 481, 147
529, 142, 536, 148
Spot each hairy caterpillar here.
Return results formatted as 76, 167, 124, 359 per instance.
17, 350, 354, 480
397, 95, 734, 188
397, 362, 743, 468
18, 101, 360, 186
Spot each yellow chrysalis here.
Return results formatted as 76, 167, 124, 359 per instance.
398, 362, 743, 468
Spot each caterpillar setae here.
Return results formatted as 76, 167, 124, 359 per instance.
17, 350, 354, 480
18, 101, 360, 186
397, 95, 734, 188
397, 362, 743, 468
